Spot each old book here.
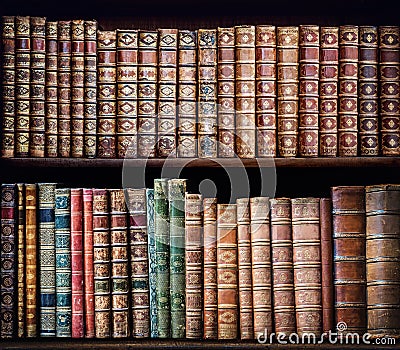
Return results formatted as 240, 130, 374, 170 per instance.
338, 26, 359, 156
116, 29, 138, 159
256, 25, 277, 157
185, 193, 203, 339
55, 188, 72, 337
319, 27, 339, 157
177, 30, 197, 158
359, 26, 379, 156
38, 183, 56, 337
299, 25, 319, 157
217, 27, 235, 158
157, 29, 178, 158
97, 30, 117, 158
16, 184, 25, 338
137, 31, 158, 158
365, 184, 400, 337
379, 26, 400, 156
331, 186, 366, 335
277, 27, 299, 157
270, 198, 296, 337
291, 197, 322, 337
198, 29, 217, 158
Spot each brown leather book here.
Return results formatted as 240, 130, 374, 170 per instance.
379, 26, 400, 156
16, 183, 25, 338
331, 186, 366, 335
319, 27, 339, 157
277, 27, 299, 157
365, 184, 400, 338
338, 26, 359, 156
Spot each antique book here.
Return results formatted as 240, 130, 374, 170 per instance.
235, 25, 256, 158
185, 193, 203, 339
198, 29, 217, 158
277, 26, 299, 157
299, 25, 319, 157
116, 29, 138, 159
217, 27, 235, 158
331, 186, 366, 335
255, 25, 277, 157
365, 184, 400, 337
168, 179, 186, 338
359, 26, 379, 156
291, 197, 322, 337
157, 29, 178, 158
38, 183, 56, 337
55, 188, 72, 337
16, 183, 25, 338
84, 20, 98, 158
338, 26, 359, 156
203, 197, 217, 339
0, 184, 17, 338
379, 26, 400, 156
270, 198, 296, 337
137, 31, 158, 158
236, 198, 253, 339
177, 30, 197, 158
319, 27, 339, 157
97, 30, 117, 158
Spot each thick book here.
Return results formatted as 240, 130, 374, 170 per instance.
16, 183, 25, 338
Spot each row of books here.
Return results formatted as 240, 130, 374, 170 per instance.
2, 16, 400, 159
1, 181, 399, 340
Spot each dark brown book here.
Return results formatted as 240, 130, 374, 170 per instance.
16, 183, 25, 338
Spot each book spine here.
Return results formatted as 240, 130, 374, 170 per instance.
177, 30, 197, 157
55, 188, 72, 337
185, 193, 203, 339
319, 27, 339, 157
116, 29, 138, 159
277, 26, 299, 157
331, 186, 366, 335
359, 26, 379, 156
38, 183, 56, 337
256, 25, 277, 157
16, 183, 25, 337
217, 27, 235, 158
137, 31, 158, 158
365, 184, 400, 337
291, 197, 322, 337
379, 26, 400, 156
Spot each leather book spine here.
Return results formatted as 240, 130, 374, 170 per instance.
379, 26, 400, 156
15, 16, 30, 157
55, 188, 72, 337
338, 26, 359, 156
203, 197, 217, 339
365, 184, 400, 338
331, 186, 366, 335
45, 22, 58, 157
198, 29, 217, 158
16, 183, 25, 338
299, 25, 319, 157
109, 189, 130, 338
84, 20, 98, 158
256, 25, 277, 157
319, 27, 339, 157
270, 198, 296, 337
137, 31, 158, 158
38, 183, 56, 337
359, 27, 379, 156
236, 198, 253, 339
291, 197, 322, 337
97, 30, 117, 158
217, 27, 235, 158
0, 184, 17, 338
1, 16, 16, 158
157, 29, 178, 158
277, 26, 299, 157
177, 30, 197, 158
116, 30, 138, 159
185, 193, 203, 339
